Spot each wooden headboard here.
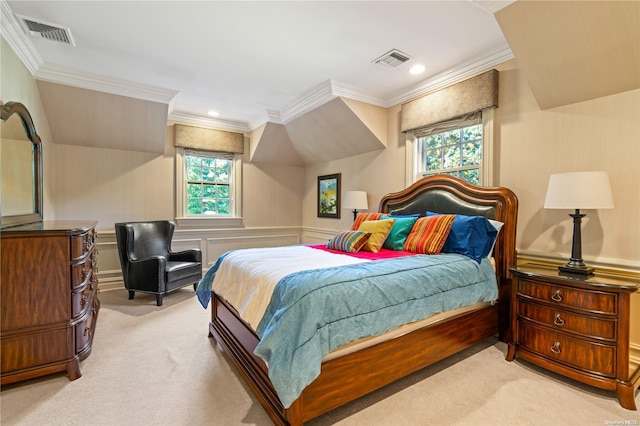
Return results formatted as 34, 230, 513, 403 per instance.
379, 175, 518, 282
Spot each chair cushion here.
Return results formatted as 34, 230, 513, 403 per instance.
166, 261, 202, 282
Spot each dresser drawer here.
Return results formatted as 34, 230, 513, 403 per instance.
72, 277, 97, 318
518, 300, 616, 341
1, 328, 72, 372
71, 229, 95, 261
518, 321, 615, 377
71, 255, 94, 290
518, 279, 616, 315
75, 298, 98, 353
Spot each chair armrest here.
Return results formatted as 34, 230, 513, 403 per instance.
128, 256, 167, 292
168, 249, 202, 263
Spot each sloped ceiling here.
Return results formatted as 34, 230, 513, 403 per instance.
250, 122, 304, 166
495, 1, 640, 109
251, 97, 387, 166
289, 98, 386, 165
37, 81, 168, 153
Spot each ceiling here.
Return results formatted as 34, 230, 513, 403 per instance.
2, 0, 515, 131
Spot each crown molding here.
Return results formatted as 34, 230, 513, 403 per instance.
330, 80, 387, 108
278, 80, 336, 124
276, 79, 388, 126
248, 109, 283, 130
0, 0, 43, 74
168, 111, 249, 133
2, 0, 513, 135
471, 0, 516, 14
387, 42, 514, 107
263, 43, 513, 128
35, 64, 179, 105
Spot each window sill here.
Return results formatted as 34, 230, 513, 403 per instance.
175, 217, 244, 229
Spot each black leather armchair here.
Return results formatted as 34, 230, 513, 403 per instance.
114, 221, 202, 306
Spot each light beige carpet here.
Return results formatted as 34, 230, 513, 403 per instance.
1, 288, 638, 425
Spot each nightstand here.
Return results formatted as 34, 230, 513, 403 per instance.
506, 263, 640, 410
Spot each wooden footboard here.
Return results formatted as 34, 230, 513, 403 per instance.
210, 292, 499, 425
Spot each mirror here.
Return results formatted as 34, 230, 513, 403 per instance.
1, 101, 43, 228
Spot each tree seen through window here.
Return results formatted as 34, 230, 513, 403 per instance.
185, 153, 232, 215
419, 123, 482, 185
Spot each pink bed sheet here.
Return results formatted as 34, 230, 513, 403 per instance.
308, 244, 417, 260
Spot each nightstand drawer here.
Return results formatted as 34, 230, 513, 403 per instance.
518, 279, 616, 315
518, 321, 615, 377
518, 300, 616, 341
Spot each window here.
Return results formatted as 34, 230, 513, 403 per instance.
416, 120, 482, 185
175, 147, 242, 223
408, 108, 494, 186
184, 151, 233, 216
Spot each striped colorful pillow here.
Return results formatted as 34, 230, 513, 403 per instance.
351, 212, 384, 230
403, 215, 456, 254
327, 230, 372, 253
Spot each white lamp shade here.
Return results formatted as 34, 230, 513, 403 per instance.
342, 191, 368, 210
544, 171, 614, 210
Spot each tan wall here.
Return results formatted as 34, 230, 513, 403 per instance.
496, 60, 639, 271
302, 60, 640, 272
51, 124, 304, 232
1, 37, 54, 219
52, 141, 175, 227
302, 101, 405, 232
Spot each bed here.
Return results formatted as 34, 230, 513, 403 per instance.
202, 175, 518, 425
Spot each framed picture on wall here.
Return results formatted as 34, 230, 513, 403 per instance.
317, 173, 341, 218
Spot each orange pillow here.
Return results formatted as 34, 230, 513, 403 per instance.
351, 212, 384, 230
404, 215, 456, 254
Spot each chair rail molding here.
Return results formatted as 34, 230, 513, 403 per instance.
96, 225, 302, 290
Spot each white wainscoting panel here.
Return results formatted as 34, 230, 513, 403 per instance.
96, 226, 302, 290
301, 227, 339, 245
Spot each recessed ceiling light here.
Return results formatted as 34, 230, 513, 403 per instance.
208, 110, 219, 117
410, 64, 425, 75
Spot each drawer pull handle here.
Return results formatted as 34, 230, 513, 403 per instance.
551, 290, 563, 302
550, 341, 561, 354
553, 314, 565, 326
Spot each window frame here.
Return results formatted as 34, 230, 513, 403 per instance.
406, 107, 495, 187
175, 147, 243, 228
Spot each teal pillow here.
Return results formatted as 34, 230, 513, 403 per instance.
382, 216, 418, 250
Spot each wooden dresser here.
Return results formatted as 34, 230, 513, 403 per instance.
1, 221, 100, 385
506, 263, 640, 410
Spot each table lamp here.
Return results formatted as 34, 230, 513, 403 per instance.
543, 171, 614, 275
342, 191, 368, 221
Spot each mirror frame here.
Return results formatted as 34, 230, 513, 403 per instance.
1, 101, 43, 229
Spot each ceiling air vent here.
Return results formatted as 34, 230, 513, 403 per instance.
17, 15, 75, 46
372, 49, 411, 68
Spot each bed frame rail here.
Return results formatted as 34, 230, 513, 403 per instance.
211, 294, 498, 425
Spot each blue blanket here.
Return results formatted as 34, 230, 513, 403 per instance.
195, 252, 229, 309
253, 253, 498, 408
